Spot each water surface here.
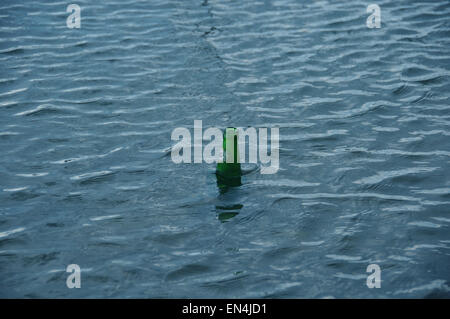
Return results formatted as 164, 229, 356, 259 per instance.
0, 0, 449, 298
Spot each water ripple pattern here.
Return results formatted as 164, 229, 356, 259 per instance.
0, 0, 449, 298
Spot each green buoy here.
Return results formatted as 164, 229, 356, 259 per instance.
216, 127, 242, 191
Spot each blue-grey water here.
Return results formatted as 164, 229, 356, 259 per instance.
1, 0, 450, 298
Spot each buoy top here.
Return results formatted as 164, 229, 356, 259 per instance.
223, 127, 239, 164
216, 127, 241, 179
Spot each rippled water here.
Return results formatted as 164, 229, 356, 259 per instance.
1, 0, 450, 298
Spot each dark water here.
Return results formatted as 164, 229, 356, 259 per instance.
1, 0, 450, 298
